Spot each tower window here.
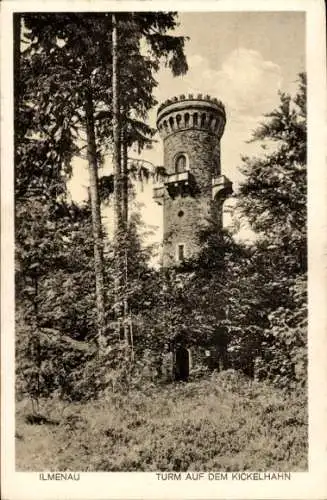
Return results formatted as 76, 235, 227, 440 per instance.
169, 116, 175, 130
213, 153, 220, 176
177, 244, 185, 262
175, 154, 187, 173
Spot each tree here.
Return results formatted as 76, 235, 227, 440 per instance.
108, 12, 188, 348
20, 13, 117, 342
85, 85, 106, 342
234, 73, 307, 388
15, 192, 103, 404
237, 73, 307, 274
20, 12, 188, 346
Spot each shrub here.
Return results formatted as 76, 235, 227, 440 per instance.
257, 276, 307, 390
16, 371, 307, 472
15, 316, 99, 406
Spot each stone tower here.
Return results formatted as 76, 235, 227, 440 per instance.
154, 94, 232, 268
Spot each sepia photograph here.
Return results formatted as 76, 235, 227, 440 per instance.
1, 1, 327, 499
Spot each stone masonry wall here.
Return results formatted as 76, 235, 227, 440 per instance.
162, 129, 221, 267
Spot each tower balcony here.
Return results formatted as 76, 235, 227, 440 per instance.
166, 170, 190, 185
165, 171, 194, 198
212, 175, 233, 200
153, 171, 195, 203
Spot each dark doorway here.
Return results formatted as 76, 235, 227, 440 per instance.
205, 325, 229, 372
174, 346, 190, 381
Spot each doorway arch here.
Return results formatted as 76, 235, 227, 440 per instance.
174, 346, 190, 381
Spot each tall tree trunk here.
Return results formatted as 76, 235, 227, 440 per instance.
14, 14, 21, 170
85, 85, 106, 343
121, 120, 128, 227
14, 14, 21, 117
121, 117, 129, 345
112, 13, 123, 335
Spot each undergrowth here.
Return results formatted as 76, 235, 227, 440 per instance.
16, 370, 307, 472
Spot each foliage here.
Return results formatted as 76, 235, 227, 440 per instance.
256, 274, 307, 389
15, 11, 188, 402
233, 73, 307, 388
237, 72, 307, 274
16, 197, 96, 337
21, 12, 187, 188
16, 371, 307, 471
15, 315, 98, 405
15, 198, 103, 405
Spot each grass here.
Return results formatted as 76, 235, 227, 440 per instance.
16, 370, 307, 471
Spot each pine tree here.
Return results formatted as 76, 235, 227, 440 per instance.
235, 74, 307, 387
20, 13, 188, 346
108, 12, 188, 347
237, 73, 306, 274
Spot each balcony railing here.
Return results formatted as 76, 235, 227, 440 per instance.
165, 171, 190, 185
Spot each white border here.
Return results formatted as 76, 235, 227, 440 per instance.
1, 1, 327, 499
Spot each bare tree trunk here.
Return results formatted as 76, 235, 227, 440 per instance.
112, 14, 122, 232
14, 14, 21, 168
112, 13, 123, 336
123, 249, 129, 346
121, 121, 128, 227
14, 14, 21, 117
121, 118, 129, 345
85, 85, 106, 343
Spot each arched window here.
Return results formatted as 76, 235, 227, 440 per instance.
175, 154, 187, 173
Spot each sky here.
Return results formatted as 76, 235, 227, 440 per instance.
67, 11, 305, 252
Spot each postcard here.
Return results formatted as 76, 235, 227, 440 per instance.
1, 0, 326, 499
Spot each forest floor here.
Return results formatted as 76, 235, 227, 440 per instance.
16, 370, 307, 472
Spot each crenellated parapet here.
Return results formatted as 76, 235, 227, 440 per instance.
157, 94, 226, 139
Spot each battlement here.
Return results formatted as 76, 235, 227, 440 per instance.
157, 94, 225, 114
157, 94, 226, 139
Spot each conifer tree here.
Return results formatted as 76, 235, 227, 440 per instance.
19, 12, 188, 345
237, 73, 307, 274
235, 73, 307, 387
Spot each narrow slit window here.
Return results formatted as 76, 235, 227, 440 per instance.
178, 244, 185, 262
